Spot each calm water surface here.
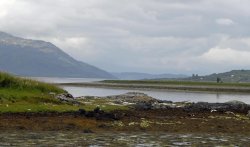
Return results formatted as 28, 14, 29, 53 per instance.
1, 131, 250, 146
32, 77, 250, 104
62, 86, 250, 104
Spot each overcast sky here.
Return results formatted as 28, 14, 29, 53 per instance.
1, 0, 250, 75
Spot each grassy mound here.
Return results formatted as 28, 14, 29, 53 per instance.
0, 72, 127, 113
0, 72, 65, 93
0, 72, 80, 113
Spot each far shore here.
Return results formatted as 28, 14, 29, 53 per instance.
57, 80, 250, 93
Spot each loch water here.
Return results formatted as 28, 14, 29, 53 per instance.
32, 77, 250, 104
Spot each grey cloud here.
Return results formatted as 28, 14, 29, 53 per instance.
1, 0, 250, 74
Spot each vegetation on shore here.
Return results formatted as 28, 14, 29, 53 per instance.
186, 70, 250, 83
102, 80, 250, 87
0, 72, 127, 113
0, 72, 77, 113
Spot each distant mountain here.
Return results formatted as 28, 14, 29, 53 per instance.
0, 31, 115, 78
185, 70, 250, 82
112, 72, 188, 80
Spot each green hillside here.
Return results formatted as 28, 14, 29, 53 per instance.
187, 70, 250, 83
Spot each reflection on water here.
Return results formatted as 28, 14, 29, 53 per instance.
0, 131, 249, 146
62, 86, 250, 104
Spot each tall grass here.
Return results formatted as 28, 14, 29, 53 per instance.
0, 72, 65, 94
0, 72, 76, 113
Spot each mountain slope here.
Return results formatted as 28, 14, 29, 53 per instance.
0, 31, 115, 78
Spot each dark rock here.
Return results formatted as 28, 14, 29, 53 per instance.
85, 111, 95, 117
158, 100, 173, 103
83, 129, 94, 133
95, 113, 115, 120
134, 102, 153, 110
84, 108, 122, 120
16, 126, 26, 130
113, 112, 125, 120
184, 101, 250, 113
94, 107, 101, 113
98, 124, 110, 128
79, 109, 86, 115
65, 123, 77, 130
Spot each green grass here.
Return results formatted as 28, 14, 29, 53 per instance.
102, 80, 250, 87
0, 102, 80, 113
0, 72, 128, 113
0, 72, 65, 93
0, 72, 80, 113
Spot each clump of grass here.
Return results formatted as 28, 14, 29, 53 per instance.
0, 72, 65, 94
0, 72, 76, 113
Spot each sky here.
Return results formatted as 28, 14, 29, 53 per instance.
1, 0, 250, 75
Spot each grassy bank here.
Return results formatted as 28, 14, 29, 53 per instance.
0, 72, 79, 113
102, 80, 250, 87
0, 72, 128, 113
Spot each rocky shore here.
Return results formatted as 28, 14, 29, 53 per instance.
77, 92, 250, 114
1, 92, 250, 134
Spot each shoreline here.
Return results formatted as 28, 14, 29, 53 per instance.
1, 91, 250, 134
1, 109, 250, 134
58, 82, 250, 94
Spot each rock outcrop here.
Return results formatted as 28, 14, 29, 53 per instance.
184, 101, 250, 113
55, 93, 80, 104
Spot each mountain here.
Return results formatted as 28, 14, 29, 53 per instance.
185, 70, 250, 83
0, 31, 115, 78
112, 72, 188, 80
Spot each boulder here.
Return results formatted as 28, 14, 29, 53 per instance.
55, 93, 79, 104
80, 108, 121, 120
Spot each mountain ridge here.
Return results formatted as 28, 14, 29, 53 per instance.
0, 31, 115, 78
